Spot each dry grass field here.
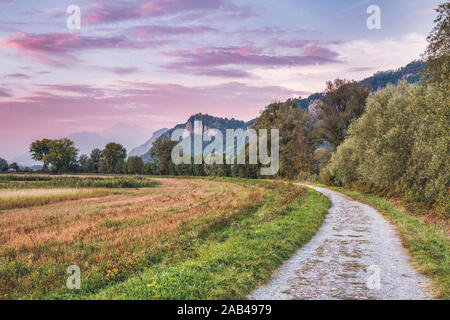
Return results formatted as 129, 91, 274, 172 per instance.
0, 176, 265, 298
0, 188, 113, 210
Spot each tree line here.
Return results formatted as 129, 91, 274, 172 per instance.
0, 158, 19, 172
26, 140, 147, 174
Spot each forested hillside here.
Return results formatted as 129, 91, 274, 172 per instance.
141, 113, 253, 162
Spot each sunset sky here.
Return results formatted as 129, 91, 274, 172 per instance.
0, 0, 442, 160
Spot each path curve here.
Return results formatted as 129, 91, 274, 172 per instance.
249, 184, 432, 300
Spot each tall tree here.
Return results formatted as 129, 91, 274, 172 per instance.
102, 143, 126, 173
78, 154, 90, 173
253, 101, 317, 178
9, 162, 19, 172
313, 79, 371, 150
151, 139, 177, 175
127, 156, 144, 174
30, 138, 52, 170
90, 148, 103, 173
0, 158, 8, 172
44, 138, 78, 173
424, 1, 450, 90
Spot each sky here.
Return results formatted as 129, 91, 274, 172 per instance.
0, 0, 442, 160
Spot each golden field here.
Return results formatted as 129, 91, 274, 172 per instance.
0, 176, 263, 298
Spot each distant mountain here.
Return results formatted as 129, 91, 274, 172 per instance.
362, 60, 425, 90
101, 123, 149, 152
128, 128, 169, 157
141, 113, 253, 163
67, 131, 108, 156
69, 123, 150, 156
11, 153, 39, 167
283, 60, 426, 113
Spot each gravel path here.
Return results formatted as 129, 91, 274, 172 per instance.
249, 184, 432, 300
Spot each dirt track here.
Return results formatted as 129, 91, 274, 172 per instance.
249, 184, 432, 300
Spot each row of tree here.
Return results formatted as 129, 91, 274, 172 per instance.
28, 140, 144, 174
0, 158, 19, 172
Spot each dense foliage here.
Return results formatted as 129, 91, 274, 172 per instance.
30, 138, 78, 173
325, 83, 449, 211
323, 2, 449, 215
0, 158, 8, 172
424, 2, 450, 92
312, 79, 371, 150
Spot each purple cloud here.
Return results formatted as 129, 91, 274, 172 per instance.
276, 39, 311, 48
347, 66, 374, 73
132, 25, 216, 37
83, 0, 231, 25
193, 68, 252, 78
1, 32, 164, 66
5, 73, 30, 79
103, 67, 139, 75
35, 84, 104, 97
162, 45, 340, 71
0, 88, 12, 97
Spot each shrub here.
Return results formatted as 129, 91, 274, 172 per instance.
327, 137, 359, 186
325, 82, 449, 213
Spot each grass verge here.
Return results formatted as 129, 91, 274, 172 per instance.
309, 182, 449, 300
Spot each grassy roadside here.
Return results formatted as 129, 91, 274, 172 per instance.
44, 179, 330, 300
306, 182, 449, 300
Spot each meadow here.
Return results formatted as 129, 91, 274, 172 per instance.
0, 174, 330, 299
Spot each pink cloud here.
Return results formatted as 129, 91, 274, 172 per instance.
276, 39, 311, 48
194, 68, 252, 78
35, 84, 102, 96
1, 32, 162, 66
132, 25, 216, 37
0, 88, 12, 97
5, 73, 30, 79
103, 67, 139, 75
83, 0, 228, 25
161, 45, 340, 72
302, 43, 339, 60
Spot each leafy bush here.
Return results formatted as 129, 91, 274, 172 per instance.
324, 82, 449, 214
327, 137, 360, 186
